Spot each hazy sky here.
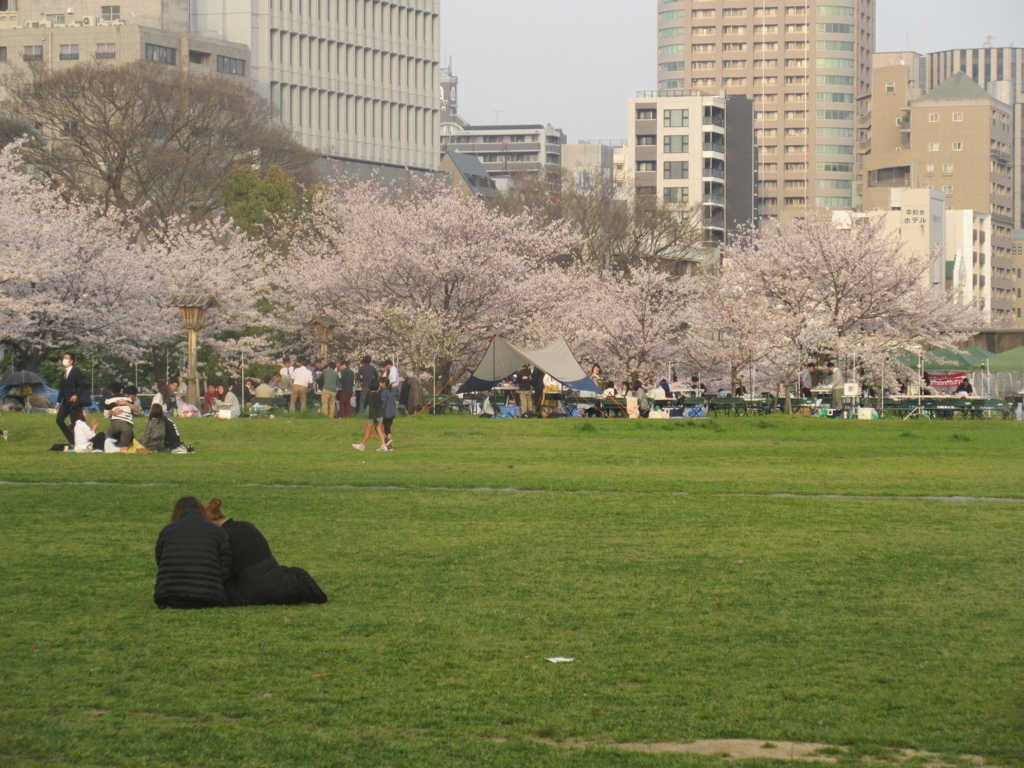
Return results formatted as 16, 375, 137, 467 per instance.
440, 0, 1024, 141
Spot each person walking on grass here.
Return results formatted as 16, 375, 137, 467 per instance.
379, 376, 396, 450
352, 380, 388, 452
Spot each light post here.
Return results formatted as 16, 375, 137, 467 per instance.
312, 316, 336, 362
170, 294, 219, 407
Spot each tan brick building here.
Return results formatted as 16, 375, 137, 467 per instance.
861, 68, 1017, 324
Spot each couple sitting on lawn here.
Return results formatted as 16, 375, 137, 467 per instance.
154, 497, 327, 610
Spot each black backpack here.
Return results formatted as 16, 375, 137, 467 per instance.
164, 418, 183, 450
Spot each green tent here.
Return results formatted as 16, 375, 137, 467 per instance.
959, 347, 995, 367
984, 346, 1024, 372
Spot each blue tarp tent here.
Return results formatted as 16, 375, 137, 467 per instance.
458, 337, 600, 394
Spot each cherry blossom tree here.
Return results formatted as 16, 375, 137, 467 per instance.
717, 212, 984, 403
0, 143, 142, 369
1, 144, 269, 372
551, 264, 692, 384
277, 178, 578, 384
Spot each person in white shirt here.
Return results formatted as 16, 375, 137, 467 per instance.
279, 359, 294, 390
381, 360, 400, 389
290, 359, 315, 412
215, 384, 241, 418
68, 410, 104, 452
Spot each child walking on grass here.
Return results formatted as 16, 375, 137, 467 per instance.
352, 380, 388, 452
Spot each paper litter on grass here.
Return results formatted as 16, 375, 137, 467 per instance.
545, 657, 575, 663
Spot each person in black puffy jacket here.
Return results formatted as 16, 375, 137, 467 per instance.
203, 498, 327, 607
154, 497, 231, 609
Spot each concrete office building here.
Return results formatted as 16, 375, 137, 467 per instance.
624, 91, 756, 246
0, 0, 249, 81
861, 66, 1017, 324
194, 0, 440, 173
0, 0, 441, 174
946, 209, 994, 321
440, 63, 565, 190
657, 0, 874, 221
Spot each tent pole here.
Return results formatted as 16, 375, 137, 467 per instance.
412, 335, 495, 417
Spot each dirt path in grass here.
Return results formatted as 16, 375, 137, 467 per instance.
530, 737, 1005, 766
1, 480, 1021, 504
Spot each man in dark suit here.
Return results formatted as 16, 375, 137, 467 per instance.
56, 352, 89, 444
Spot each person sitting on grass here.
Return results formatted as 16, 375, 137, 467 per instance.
67, 409, 105, 452
202, 499, 328, 607
352, 379, 388, 452
104, 384, 141, 452
140, 403, 190, 453
153, 497, 231, 610
215, 383, 241, 418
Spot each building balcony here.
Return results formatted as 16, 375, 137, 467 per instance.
703, 216, 726, 229
703, 116, 726, 128
703, 167, 725, 180
703, 194, 725, 205
991, 149, 1012, 165
703, 142, 726, 154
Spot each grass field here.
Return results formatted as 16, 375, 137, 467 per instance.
1, 411, 1022, 768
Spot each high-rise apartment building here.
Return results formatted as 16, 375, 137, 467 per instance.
657, 0, 874, 221
0, 0, 441, 173
624, 91, 756, 246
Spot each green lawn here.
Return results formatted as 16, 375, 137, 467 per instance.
1, 412, 1022, 767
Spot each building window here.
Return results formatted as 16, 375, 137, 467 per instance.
784, 110, 806, 121
817, 162, 852, 172
189, 50, 209, 65
636, 187, 657, 197
885, 82, 896, 93
943, 164, 953, 174
216, 55, 246, 75
942, 185, 953, 195
0, 47, 6, 63
636, 161, 656, 172
636, 108, 657, 120
59, 44, 79, 60
636, 134, 657, 146
818, 22, 854, 33
95, 43, 116, 59
953, 112, 963, 121
952, 141, 963, 151
817, 40, 854, 51
928, 142, 939, 151
0, 0, 17, 11
664, 135, 689, 153
23, 45, 42, 61
925, 164, 934, 175
723, 25, 748, 34
664, 187, 689, 204
145, 44, 176, 65
929, 112, 939, 122
660, 44, 687, 56
660, 26, 685, 38
663, 109, 689, 128
664, 161, 689, 179
100, 5, 120, 21
816, 58, 854, 69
